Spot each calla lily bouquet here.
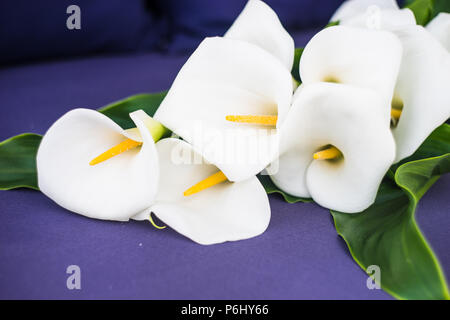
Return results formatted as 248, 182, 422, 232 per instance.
0, 0, 449, 300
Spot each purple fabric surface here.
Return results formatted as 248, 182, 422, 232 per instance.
0, 37, 448, 299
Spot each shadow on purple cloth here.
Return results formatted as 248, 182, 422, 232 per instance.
0, 0, 167, 65
0, 48, 448, 299
1, 0, 344, 65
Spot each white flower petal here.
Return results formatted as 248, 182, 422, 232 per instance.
224, 0, 295, 70
342, 8, 416, 29
268, 148, 313, 198
154, 37, 292, 182
330, 0, 399, 22
426, 13, 450, 51
390, 25, 450, 161
268, 84, 312, 197
37, 109, 159, 221
300, 26, 402, 123
271, 83, 395, 213
140, 138, 270, 245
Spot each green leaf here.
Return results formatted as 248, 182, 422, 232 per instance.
0, 92, 168, 190
0, 133, 42, 190
432, 0, 450, 18
98, 92, 168, 129
325, 20, 339, 28
291, 48, 304, 83
331, 154, 450, 299
257, 174, 312, 203
405, 0, 434, 25
405, 123, 450, 161
404, 0, 450, 24
391, 123, 450, 172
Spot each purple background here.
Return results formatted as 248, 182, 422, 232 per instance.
0, 0, 447, 300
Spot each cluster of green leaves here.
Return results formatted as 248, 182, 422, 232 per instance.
405, 0, 450, 25
333, 125, 450, 300
260, 122, 450, 299
260, 125, 450, 300
0, 92, 168, 191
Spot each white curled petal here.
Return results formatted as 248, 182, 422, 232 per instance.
143, 138, 270, 245
342, 9, 416, 29
37, 109, 159, 221
300, 26, 402, 123
269, 148, 313, 198
390, 25, 450, 162
154, 37, 291, 182
268, 84, 312, 198
272, 83, 395, 213
224, 0, 295, 70
330, 0, 399, 22
426, 13, 450, 51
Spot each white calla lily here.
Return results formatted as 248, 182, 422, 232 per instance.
330, 1, 450, 161
224, 0, 295, 70
331, 0, 416, 29
38, 109, 271, 244
133, 138, 271, 245
154, 1, 294, 183
300, 25, 403, 123
426, 13, 450, 51
154, 36, 293, 182
270, 83, 396, 213
37, 109, 159, 221
390, 25, 450, 161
